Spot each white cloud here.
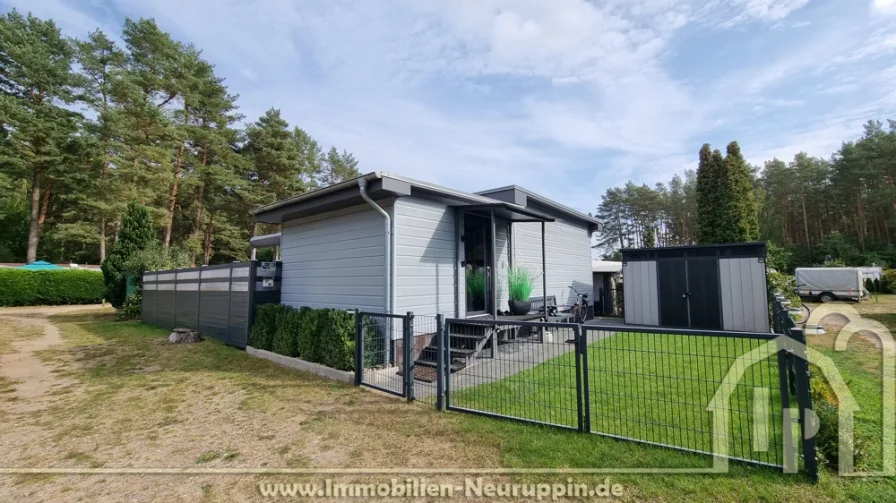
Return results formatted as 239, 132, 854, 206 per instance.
874, 0, 896, 14
729, 0, 811, 21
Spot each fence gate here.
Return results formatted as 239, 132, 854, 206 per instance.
352, 298, 817, 481
353, 311, 442, 402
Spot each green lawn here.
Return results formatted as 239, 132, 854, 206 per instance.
452, 332, 787, 467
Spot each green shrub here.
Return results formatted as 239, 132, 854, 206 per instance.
250, 304, 357, 371
809, 366, 866, 468
296, 307, 318, 359
117, 293, 142, 320
102, 202, 156, 308
316, 309, 355, 371
0, 269, 105, 306
881, 269, 896, 294
249, 304, 293, 351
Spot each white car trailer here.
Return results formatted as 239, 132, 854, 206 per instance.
795, 267, 864, 302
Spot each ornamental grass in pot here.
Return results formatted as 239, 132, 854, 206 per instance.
507, 265, 535, 315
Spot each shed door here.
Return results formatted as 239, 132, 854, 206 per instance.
686, 259, 722, 330
658, 261, 689, 328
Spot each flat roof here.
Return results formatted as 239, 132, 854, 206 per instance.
621, 242, 767, 261
252, 172, 601, 228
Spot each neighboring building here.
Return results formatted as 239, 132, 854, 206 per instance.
251, 172, 601, 319
592, 260, 622, 316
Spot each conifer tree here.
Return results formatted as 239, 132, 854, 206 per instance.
101, 201, 156, 307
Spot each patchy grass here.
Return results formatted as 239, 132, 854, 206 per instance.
1, 308, 894, 502
0, 316, 43, 354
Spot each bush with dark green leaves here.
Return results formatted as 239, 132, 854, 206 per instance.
249, 303, 294, 351
117, 293, 142, 320
881, 269, 896, 294
250, 304, 356, 371
0, 269, 105, 306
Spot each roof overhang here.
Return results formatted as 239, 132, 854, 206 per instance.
475, 185, 601, 233
249, 232, 282, 248
252, 173, 412, 224
460, 203, 555, 223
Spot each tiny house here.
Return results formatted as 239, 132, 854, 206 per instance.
251, 172, 600, 321
621, 243, 769, 332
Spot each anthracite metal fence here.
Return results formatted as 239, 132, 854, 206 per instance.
141, 261, 281, 348
352, 296, 818, 481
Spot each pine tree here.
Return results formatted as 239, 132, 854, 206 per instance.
101, 201, 156, 307
244, 109, 305, 203
0, 11, 82, 263
695, 144, 720, 243
320, 146, 360, 186
643, 225, 656, 248
76, 29, 127, 262
721, 142, 759, 243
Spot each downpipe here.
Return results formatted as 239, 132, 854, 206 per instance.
358, 178, 391, 314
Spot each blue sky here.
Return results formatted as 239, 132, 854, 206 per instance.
6, 0, 896, 215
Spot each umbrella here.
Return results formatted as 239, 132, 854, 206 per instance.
19, 261, 65, 270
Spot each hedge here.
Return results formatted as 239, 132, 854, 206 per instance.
0, 268, 106, 306
250, 304, 356, 371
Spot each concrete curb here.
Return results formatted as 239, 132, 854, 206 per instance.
246, 346, 354, 385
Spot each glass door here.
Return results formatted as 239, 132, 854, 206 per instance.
464, 215, 491, 315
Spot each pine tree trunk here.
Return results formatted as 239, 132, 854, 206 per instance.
26, 168, 42, 264
203, 216, 215, 265
99, 217, 106, 263
856, 186, 866, 252
163, 142, 185, 248
99, 157, 109, 263
38, 178, 53, 228
801, 192, 811, 254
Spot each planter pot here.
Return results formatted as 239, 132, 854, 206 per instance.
508, 300, 531, 315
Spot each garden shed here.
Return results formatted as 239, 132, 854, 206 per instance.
621, 242, 769, 332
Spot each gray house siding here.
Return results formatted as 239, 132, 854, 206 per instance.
393, 197, 456, 317
511, 217, 593, 309
280, 202, 390, 311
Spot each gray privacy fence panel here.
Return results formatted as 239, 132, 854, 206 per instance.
141, 261, 281, 348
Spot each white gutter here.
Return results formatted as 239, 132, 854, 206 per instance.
359, 178, 392, 314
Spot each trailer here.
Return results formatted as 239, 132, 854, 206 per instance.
795, 267, 864, 302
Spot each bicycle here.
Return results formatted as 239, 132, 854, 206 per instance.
546, 286, 591, 324
569, 286, 590, 325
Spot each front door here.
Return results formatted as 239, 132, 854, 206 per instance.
463, 214, 491, 315
658, 260, 689, 327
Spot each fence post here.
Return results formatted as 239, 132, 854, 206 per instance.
173, 270, 179, 329
436, 314, 445, 411
789, 327, 819, 482
776, 334, 797, 473
444, 317, 451, 410
578, 324, 591, 433
354, 309, 363, 386
405, 312, 415, 401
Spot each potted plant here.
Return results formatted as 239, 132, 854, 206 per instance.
506, 265, 534, 315
466, 269, 486, 305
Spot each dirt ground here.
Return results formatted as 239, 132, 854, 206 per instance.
0, 307, 500, 502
